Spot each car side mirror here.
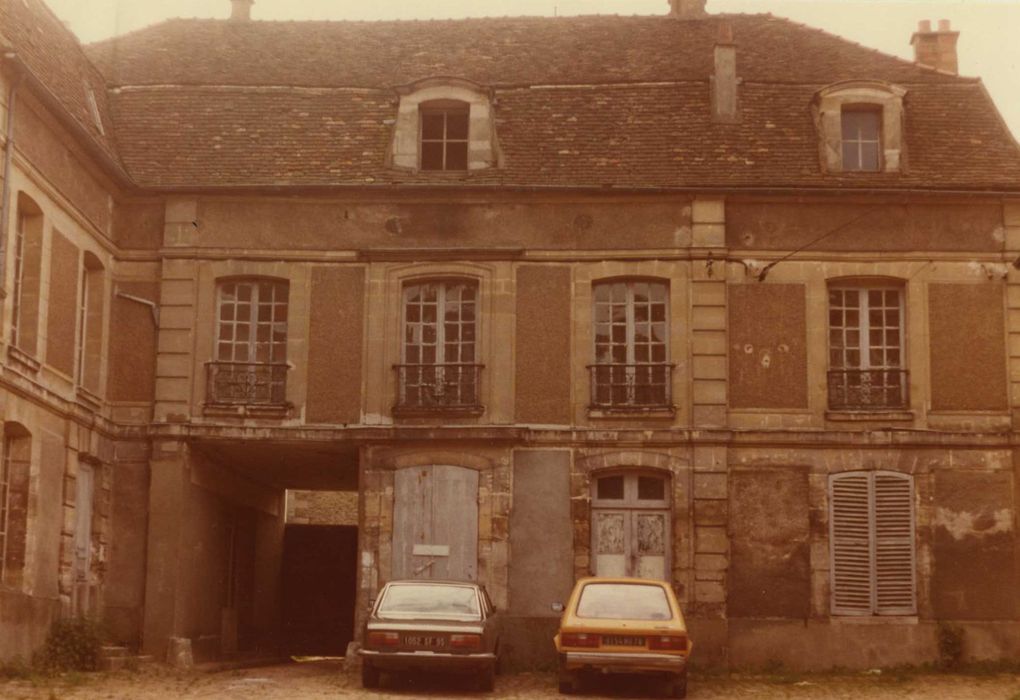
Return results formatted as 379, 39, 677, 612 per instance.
551, 602, 565, 613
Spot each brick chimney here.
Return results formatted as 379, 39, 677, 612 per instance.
230, 0, 254, 21
712, 21, 738, 122
668, 0, 707, 19
911, 19, 959, 74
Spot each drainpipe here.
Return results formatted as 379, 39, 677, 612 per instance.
0, 54, 23, 294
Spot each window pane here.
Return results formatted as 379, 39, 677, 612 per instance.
446, 110, 469, 140
597, 476, 624, 500
638, 476, 665, 501
421, 112, 445, 140
446, 142, 468, 170
421, 142, 444, 170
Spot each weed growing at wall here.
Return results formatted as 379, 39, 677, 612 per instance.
34, 618, 104, 672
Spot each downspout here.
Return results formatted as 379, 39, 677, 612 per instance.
0, 54, 23, 294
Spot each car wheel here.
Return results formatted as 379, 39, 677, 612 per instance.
668, 671, 688, 698
477, 662, 496, 692
361, 662, 381, 689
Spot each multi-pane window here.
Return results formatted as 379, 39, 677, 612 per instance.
0, 437, 13, 581
76, 265, 89, 384
828, 285, 907, 410
830, 471, 916, 616
841, 109, 882, 172
420, 102, 469, 171
208, 279, 289, 405
591, 472, 670, 580
591, 280, 671, 408
398, 280, 480, 410
10, 211, 27, 347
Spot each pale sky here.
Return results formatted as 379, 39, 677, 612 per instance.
44, 0, 1020, 141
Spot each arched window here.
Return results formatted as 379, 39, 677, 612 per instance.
590, 471, 670, 579
827, 278, 907, 410
10, 193, 43, 357
814, 81, 906, 174
590, 279, 671, 409
207, 278, 289, 406
420, 100, 469, 171
396, 279, 481, 412
829, 470, 916, 615
1, 423, 31, 587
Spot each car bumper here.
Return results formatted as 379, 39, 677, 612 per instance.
563, 651, 687, 674
359, 649, 496, 672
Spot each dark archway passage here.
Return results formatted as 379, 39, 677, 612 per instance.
280, 524, 358, 655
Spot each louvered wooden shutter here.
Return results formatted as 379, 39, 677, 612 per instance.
830, 473, 873, 615
829, 471, 916, 616
873, 472, 916, 614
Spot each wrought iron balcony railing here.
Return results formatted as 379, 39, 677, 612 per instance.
827, 368, 909, 411
589, 363, 674, 410
206, 361, 289, 406
395, 363, 483, 412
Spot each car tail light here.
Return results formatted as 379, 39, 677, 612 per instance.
450, 634, 482, 650
648, 634, 687, 651
366, 631, 400, 647
560, 632, 600, 648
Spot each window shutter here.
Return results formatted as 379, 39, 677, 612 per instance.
873, 472, 916, 615
830, 473, 874, 615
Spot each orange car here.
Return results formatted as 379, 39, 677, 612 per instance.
553, 577, 692, 698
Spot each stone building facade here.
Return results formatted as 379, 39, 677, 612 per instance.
2, 0, 1020, 670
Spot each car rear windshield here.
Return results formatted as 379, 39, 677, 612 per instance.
575, 583, 673, 620
377, 584, 481, 620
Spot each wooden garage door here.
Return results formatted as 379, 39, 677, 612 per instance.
392, 465, 479, 581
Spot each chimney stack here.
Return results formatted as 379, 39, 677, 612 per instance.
911, 19, 959, 74
713, 21, 738, 122
230, 0, 254, 21
668, 0, 707, 19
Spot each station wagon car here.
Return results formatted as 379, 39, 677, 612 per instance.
554, 577, 692, 697
359, 579, 500, 691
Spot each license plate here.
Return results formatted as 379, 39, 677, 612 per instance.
404, 635, 446, 648
602, 635, 645, 647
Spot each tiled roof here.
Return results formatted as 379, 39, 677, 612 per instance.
0, 0, 120, 163
7, 3, 1020, 190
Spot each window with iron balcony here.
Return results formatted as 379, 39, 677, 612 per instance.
827, 281, 909, 413
589, 280, 673, 413
395, 279, 482, 415
206, 279, 290, 412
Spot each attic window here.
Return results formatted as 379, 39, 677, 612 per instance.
420, 101, 469, 171
841, 108, 881, 172
84, 84, 104, 136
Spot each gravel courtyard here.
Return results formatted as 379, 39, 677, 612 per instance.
3, 660, 1020, 700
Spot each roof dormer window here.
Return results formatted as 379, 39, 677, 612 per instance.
389, 78, 499, 173
814, 81, 906, 174
841, 108, 881, 172
420, 101, 469, 171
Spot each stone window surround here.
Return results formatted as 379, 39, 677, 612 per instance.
814, 80, 907, 173
380, 263, 495, 420
390, 78, 498, 172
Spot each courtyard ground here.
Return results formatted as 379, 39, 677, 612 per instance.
3, 659, 1020, 699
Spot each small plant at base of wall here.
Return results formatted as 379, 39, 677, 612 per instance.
33, 618, 104, 672
936, 621, 965, 670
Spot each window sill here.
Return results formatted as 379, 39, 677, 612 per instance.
830, 615, 918, 625
392, 405, 484, 418
7, 345, 41, 373
588, 406, 676, 420
825, 410, 914, 422
203, 402, 293, 419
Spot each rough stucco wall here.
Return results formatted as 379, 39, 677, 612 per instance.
727, 201, 1004, 252
46, 231, 79, 376
933, 470, 1018, 620
928, 284, 1008, 411
104, 452, 150, 646
729, 284, 808, 409
306, 267, 364, 424
515, 266, 571, 424
728, 467, 811, 619
15, 101, 111, 234
107, 281, 158, 402
196, 200, 691, 251
113, 201, 165, 250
